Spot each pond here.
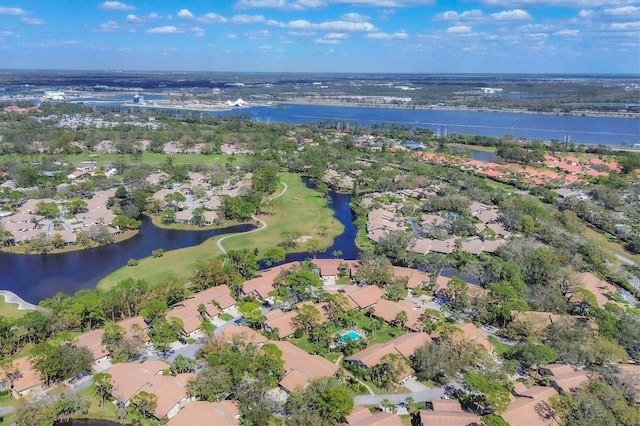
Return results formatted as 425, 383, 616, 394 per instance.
0, 178, 359, 304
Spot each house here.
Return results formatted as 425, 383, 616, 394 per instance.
345, 406, 403, 426
0, 356, 44, 398
346, 332, 431, 382
372, 299, 425, 331
579, 272, 618, 307
419, 399, 482, 426
271, 340, 338, 393
452, 323, 494, 354
109, 360, 191, 420
333, 284, 383, 309
219, 325, 268, 346
74, 329, 109, 369
263, 309, 299, 339
166, 285, 236, 337
242, 263, 299, 300
263, 302, 329, 339
502, 385, 559, 426
392, 266, 430, 289
312, 258, 357, 278
539, 364, 590, 394
167, 400, 240, 425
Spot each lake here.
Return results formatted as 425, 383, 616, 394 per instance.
0, 181, 359, 304
212, 104, 640, 146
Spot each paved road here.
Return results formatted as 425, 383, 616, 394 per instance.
354, 387, 445, 406
216, 181, 288, 254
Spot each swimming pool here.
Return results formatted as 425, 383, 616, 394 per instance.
339, 330, 363, 344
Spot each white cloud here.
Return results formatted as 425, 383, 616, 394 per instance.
95, 20, 121, 32
227, 33, 239, 38
99, 1, 135, 11
435, 10, 482, 21
198, 13, 228, 23
147, 26, 183, 34
435, 9, 530, 23
447, 25, 472, 33
481, 0, 636, 7
234, 0, 434, 10
314, 37, 342, 44
244, 29, 271, 39
0, 7, 26, 15
492, 9, 531, 21
578, 9, 594, 18
21, 17, 43, 25
177, 9, 195, 19
604, 5, 639, 16
341, 13, 370, 22
191, 27, 206, 37
611, 21, 640, 30
275, 19, 377, 32
258, 44, 273, 49
288, 30, 317, 36
126, 14, 142, 23
365, 30, 408, 39
232, 14, 266, 23
554, 29, 580, 36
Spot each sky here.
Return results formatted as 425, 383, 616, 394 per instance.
1, 1, 639, 74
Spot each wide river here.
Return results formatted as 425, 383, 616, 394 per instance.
209, 104, 639, 146
0, 182, 358, 304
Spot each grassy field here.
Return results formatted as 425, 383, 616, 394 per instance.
0, 151, 249, 167
97, 173, 343, 290
74, 385, 120, 422
0, 296, 30, 319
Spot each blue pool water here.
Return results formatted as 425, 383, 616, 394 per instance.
340, 330, 363, 344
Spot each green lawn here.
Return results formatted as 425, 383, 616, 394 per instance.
74, 385, 120, 422
487, 335, 512, 356
98, 173, 343, 290
356, 228, 375, 251
0, 152, 249, 168
0, 296, 29, 319
219, 313, 234, 321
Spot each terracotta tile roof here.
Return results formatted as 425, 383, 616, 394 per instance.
219, 325, 268, 345
431, 399, 464, 412
0, 356, 43, 394
503, 386, 559, 426
167, 400, 240, 425
372, 299, 425, 331
167, 285, 236, 334
453, 323, 494, 354
419, 409, 482, 426
339, 284, 384, 309
539, 364, 575, 377
75, 329, 108, 361
552, 371, 590, 393
349, 411, 403, 426
264, 309, 298, 339
345, 406, 374, 424
271, 340, 338, 392
579, 272, 617, 307
346, 332, 431, 368
392, 266, 430, 289
109, 360, 186, 419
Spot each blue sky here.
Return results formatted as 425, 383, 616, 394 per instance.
1, 1, 639, 74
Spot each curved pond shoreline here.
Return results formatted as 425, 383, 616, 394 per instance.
0, 178, 359, 305
0, 219, 255, 304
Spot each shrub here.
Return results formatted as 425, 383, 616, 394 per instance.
127, 258, 139, 266
294, 328, 304, 338
152, 249, 164, 258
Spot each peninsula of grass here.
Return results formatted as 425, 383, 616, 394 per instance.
97, 173, 343, 290
0, 296, 28, 319
0, 230, 138, 255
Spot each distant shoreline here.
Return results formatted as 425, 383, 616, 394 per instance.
277, 98, 640, 120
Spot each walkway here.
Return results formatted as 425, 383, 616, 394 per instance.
216, 181, 288, 254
